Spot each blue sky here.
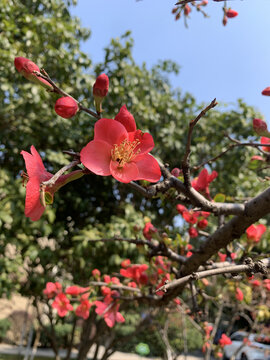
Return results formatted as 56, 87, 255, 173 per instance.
71, 0, 270, 123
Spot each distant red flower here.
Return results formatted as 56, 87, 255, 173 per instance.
202, 342, 210, 353
176, 204, 188, 215
80, 115, 161, 183
55, 97, 78, 119
246, 224, 266, 243
250, 280, 261, 287
120, 264, 148, 285
197, 219, 208, 229
182, 210, 199, 224
173, 298, 181, 305
95, 300, 125, 328
192, 168, 218, 199
121, 259, 131, 268
65, 285, 88, 296
128, 281, 137, 288
156, 273, 170, 296
21, 146, 83, 221
226, 9, 238, 18
186, 251, 193, 257
253, 118, 268, 136
52, 293, 73, 317
261, 137, 270, 152
75, 299, 93, 320
262, 87, 270, 96
14, 57, 52, 89
218, 252, 227, 262
188, 227, 198, 238
219, 334, 232, 347
43, 282, 62, 299
230, 252, 236, 260
92, 269, 101, 278
171, 167, 181, 177
143, 222, 157, 240
263, 279, 270, 291
235, 287, 244, 301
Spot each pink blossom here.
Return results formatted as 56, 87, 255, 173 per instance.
235, 287, 244, 301
75, 299, 93, 320
52, 293, 73, 317
219, 334, 232, 347
95, 301, 125, 328
43, 282, 62, 299
246, 224, 266, 243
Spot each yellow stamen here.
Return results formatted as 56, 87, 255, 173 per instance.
111, 139, 141, 168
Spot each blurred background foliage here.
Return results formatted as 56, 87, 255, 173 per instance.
1, 2, 270, 356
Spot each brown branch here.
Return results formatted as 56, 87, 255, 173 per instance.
34, 70, 100, 119
156, 258, 270, 293
182, 98, 217, 187
42, 160, 80, 188
89, 281, 141, 293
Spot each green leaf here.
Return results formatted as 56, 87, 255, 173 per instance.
213, 193, 226, 203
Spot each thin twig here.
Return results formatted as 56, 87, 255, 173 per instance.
34, 70, 100, 119
182, 99, 217, 187
42, 160, 80, 187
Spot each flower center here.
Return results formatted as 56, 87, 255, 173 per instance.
111, 139, 140, 168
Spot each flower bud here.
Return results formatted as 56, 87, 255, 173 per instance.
184, 4, 191, 16
253, 118, 269, 136
262, 86, 270, 96
14, 57, 52, 89
171, 167, 181, 177
226, 9, 238, 18
55, 97, 78, 119
93, 73, 109, 113
222, 15, 228, 26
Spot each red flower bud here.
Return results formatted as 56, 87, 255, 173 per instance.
262, 86, 270, 96
226, 9, 238, 18
222, 15, 228, 26
253, 118, 268, 136
93, 74, 109, 98
14, 57, 52, 89
55, 97, 78, 119
171, 167, 181, 177
188, 227, 198, 238
197, 219, 208, 229
172, 7, 178, 14
184, 4, 191, 16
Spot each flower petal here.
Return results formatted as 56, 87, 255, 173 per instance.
110, 160, 139, 183
129, 130, 154, 154
80, 140, 112, 176
114, 105, 136, 132
134, 154, 161, 182
94, 118, 128, 146
25, 177, 45, 221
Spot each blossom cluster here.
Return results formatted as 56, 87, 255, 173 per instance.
16, 57, 161, 221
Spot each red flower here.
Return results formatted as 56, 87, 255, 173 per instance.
263, 279, 270, 291
182, 210, 199, 224
65, 285, 88, 296
188, 227, 198, 238
52, 293, 73, 317
192, 168, 218, 199
197, 219, 208, 229
43, 282, 62, 299
75, 299, 93, 320
246, 224, 266, 243
95, 301, 125, 328
128, 281, 137, 288
251, 155, 264, 161
156, 273, 170, 296
21, 146, 83, 221
80, 112, 161, 183
143, 222, 157, 240
226, 9, 238, 18
253, 118, 269, 136
219, 334, 232, 347
176, 204, 187, 215
235, 287, 244, 301
218, 252, 227, 262
250, 280, 261, 287
262, 87, 270, 96
93, 73, 109, 113
14, 57, 52, 89
120, 264, 148, 285
186, 251, 193, 257
55, 97, 78, 119
92, 269, 101, 278
171, 167, 181, 177
121, 259, 131, 268
261, 137, 270, 152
